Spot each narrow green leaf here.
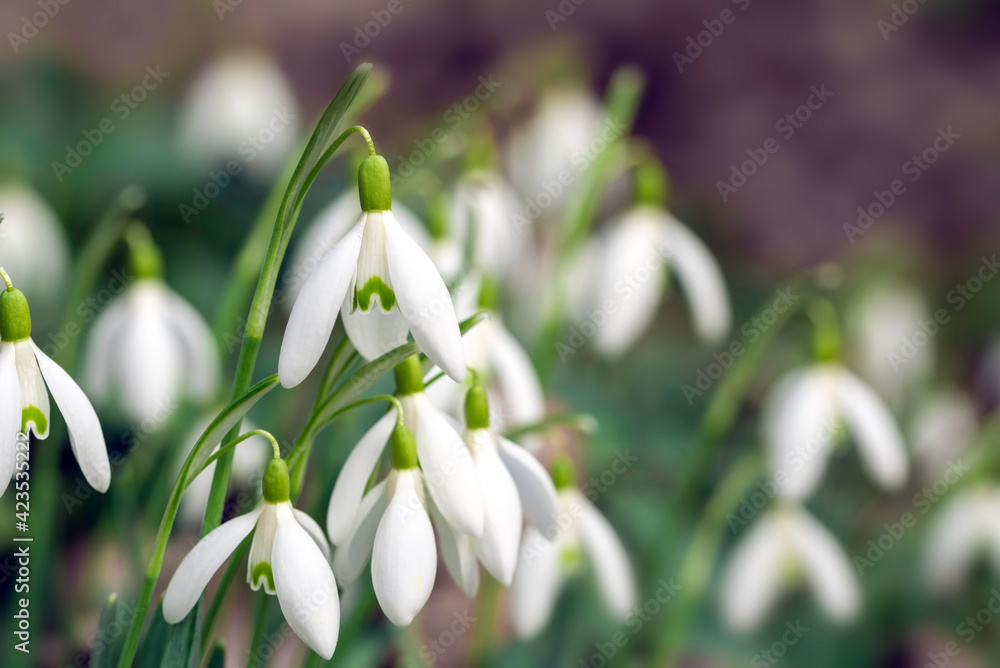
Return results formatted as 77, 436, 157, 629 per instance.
159, 601, 202, 668
89, 594, 122, 668
135, 605, 170, 668
206, 642, 226, 668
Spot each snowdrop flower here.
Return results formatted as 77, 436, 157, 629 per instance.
284, 189, 430, 305
0, 271, 110, 497
178, 50, 301, 180
585, 163, 731, 355
762, 362, 908, 500
505, 87, 604, 212
0, 185, 70, 320
510, 457, 635, 638
178, 416, 271, 524
280, 155, 466, 386
924, 485, 1000, 594
163, 456, 339, 659
83, 227, 220, 424
439, 381, 559, 596
721, 504, 860, 632
911, 390, 978, 481
449, 169, 526, 277
328, 356, 482, 548
425, 280, 545, 436
847, 282, 933, 408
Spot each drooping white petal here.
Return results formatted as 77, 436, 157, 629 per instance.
788, 508, 860, 623
575, 492, 635, 618
468, 430, 523, 585
341, 297, 410, 361
118, 283, 184, 424
0, 343, 21, 497
326, 409, 395, 545
333, 480, 389, 586
164, 288, 221, 400
510, 527, 563, 638
496, 437, 559, 533
720, 514, 784, 632
409, 393, 483, 537
762, 368, 838, 501
489, 322, 545, 427
279, 219, 364, 388
429, 498, 480, 597
32, 342, 111, 492
272, 504, 340, 659
834, 369, 908, 492
660, 212, 731, 344
591, 211, 668, 356
14, 339, 49, 438
162, 506, 263, 623
81, 296, 129, 403
382, 211, 465, 383
371, 469, 437, 627
293, 509, 332, 563
924, 489, 991, 593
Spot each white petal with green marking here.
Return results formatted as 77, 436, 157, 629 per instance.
14, 339, 48, 438
353, 211, 396, 313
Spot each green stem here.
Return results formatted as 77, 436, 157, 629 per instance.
247, 593, 271, 668
286, 394, 403, 472
468, 575, 501, 665
0, 267, 12, 290
196, 430, 282, 476
651, 451, 764, 665
502, 412, 598, 441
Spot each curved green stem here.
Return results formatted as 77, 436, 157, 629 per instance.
197, 429, 281, 477
286, 394, 403, 472
0, 267, 12, 290
651, 450, 764, 665
502, 412, 598, 441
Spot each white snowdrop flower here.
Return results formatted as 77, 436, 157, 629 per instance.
438, 382, 558, 593
505, 88, 604, 213
911, 390, 977, 482
449, 170, 526, 277
586, 204, 731, 356
0, 184, 71, 319
762, 362, 908, 501
178, 416, 271, 524
83, 231, 220, 425
284, 189, 430, 306
510, 459, 635, 638
330, 418, 438, 626
327, 356, 482, 552
163, 458, 339, 659
721, 504, 860, 632
178, 50, 301, 180
0, 276, 111, 497
847, 282, 933, 408
924, 485, 1000, 594
279, 156, 465, 386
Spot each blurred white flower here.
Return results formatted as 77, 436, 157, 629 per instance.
505, 88, 604, 213
178, 50, 301, 180
178, 416, 271, 524
0, 183, 71, 319
586, 206, 731, 354
163, 460, 337, 658
911, 390, 978, 482
721, 505, 859, 632
509, 487, 635, 638
279, 157, 466, 386
1, 284, 110, 497
83, 279, 220, 425
847, 282, 933, 408
924, 486, 1000, 595
449, 171, 526, 277
762, 362, 908, 500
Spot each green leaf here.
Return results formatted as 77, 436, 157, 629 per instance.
89, 594, 123, 668
159, 601, 202, 668
135, 605, 170, 667
206, 642, 226, 668
185, 374, 280, 485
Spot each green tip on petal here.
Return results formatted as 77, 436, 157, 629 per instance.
358, 155, 392, 212
0, 288, 31, 342
550, 454, 576, 490
251, 562, 275, 592
633, 159, 670, 208
389, 423, 418, 470
261, 459, 290, 503
464, 382, 490, 431
394, 355, 424, 396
